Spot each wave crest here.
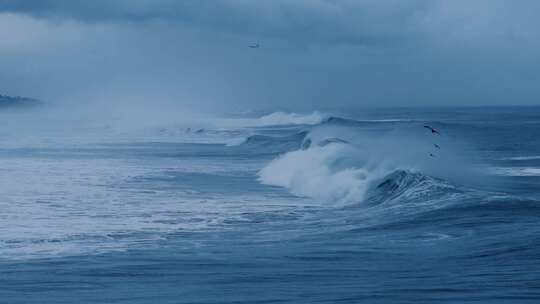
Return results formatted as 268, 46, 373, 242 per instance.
256, 111, 325, 126
259, 144, 382, 205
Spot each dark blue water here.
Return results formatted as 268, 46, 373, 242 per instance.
1, 107, 539, 303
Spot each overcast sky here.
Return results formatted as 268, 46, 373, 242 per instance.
1, 0, 540, 111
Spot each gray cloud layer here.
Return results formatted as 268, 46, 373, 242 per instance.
1, 0, 540, 111
0, 0, 430, 46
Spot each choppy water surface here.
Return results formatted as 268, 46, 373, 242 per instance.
1, 107, 539, 303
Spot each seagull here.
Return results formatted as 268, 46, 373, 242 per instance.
248, 42, 260, 49
424, 125, 441, 135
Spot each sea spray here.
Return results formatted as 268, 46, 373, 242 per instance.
258, 143, 380, 205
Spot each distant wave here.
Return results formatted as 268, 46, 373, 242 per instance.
491, 167, 540, 176
255, 111, 325, 126
209, 111, 417, 130
500, 156, 540, 161
230, 131, 308, 152
321, 116, 415, 127
242, 131, 308, 145
214, 111, 326, 131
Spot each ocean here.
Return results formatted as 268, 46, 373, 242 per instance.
0, 107, 539, 303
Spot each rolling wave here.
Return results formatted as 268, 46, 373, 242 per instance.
257, 118, 483, 208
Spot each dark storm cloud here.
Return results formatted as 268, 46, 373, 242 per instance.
1, 0, 540, 110
0, 0, 430, 46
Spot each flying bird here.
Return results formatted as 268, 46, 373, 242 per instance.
424, 125, 440, 135
434, 143, 441, 149
248, 42, 260, 49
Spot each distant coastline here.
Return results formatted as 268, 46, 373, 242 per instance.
0, 94, 41, 108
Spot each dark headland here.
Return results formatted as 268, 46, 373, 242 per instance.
0, 94, 41, 108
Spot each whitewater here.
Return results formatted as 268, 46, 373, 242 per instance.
1, 107, 539, 303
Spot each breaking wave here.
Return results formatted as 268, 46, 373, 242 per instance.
259, 144, 376, 205
256, 111, 325, 126
258, 117, 482, 206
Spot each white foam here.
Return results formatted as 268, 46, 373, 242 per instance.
0, 155, 297, 260
256, 111, 325, 126
258, 144, 378, 205
217, 112, 325, 129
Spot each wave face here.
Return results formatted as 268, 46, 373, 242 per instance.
1, 108, 540, 303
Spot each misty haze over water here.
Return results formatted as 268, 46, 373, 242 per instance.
1, 1, 540, 303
